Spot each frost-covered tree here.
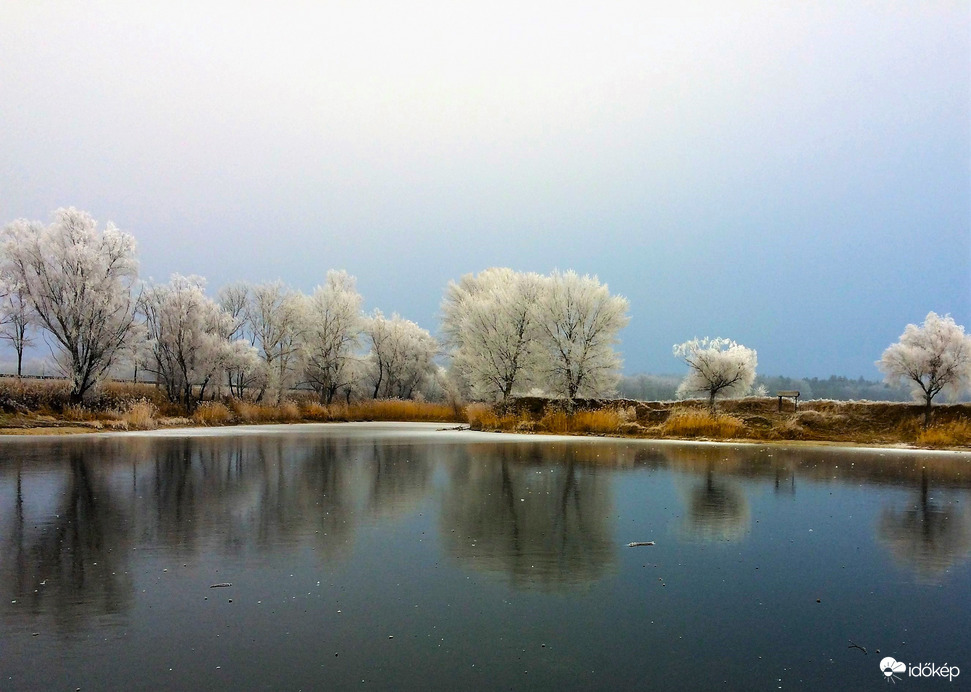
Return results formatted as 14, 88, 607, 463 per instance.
1, 208, 139, 402
224, 338, 268, 399
673, 337, 758, 410
534, 270, 629, 399
878, 312, 971, 426
441, 268, 543, 401
246, 281, 306, 402
217, 281, 251, 342
0, 281, 34, 376
301, 270, 364, 403
364, 311, 438, 399
139, 275, 233, 410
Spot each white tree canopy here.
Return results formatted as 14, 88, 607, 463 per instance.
1, 208, 139, 402
301, 270, 364, 404
139, 274, 235, 409
246, 281, 306, 402
441, 268, 543, 401
674, 337, 757, 409
364, 311, 438, 399
878, 312, 971, 425
534, 270, 630, 399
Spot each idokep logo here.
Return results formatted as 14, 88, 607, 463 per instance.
880, 657, 961, 683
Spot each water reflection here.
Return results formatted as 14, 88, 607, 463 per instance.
681, 466, 750, 542
1, 428, 970, 637
878, 469, 971, 581
1, 451, 133, 635
440, 444, 616, 591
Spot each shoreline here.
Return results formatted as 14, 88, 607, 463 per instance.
1, 418, 969, 456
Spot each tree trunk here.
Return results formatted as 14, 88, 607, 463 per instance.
923, 393, 933, 428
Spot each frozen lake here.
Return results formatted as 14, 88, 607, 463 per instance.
1, 423, 969, 690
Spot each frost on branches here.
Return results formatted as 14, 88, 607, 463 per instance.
441, 268, 629, 402
878, 312, 971, 426
364, 311, 438, 400
1, 208, 138, 403
674, 337, 757, 410
535, 270, 630, 400
441, 268, 543, 401
139, 275, 236, 411
301, 270, 364, 404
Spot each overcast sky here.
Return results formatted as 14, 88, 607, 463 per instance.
1, 1, 967, 378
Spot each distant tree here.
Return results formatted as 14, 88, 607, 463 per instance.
364, 311, 438, 399
878, 312, 971, 426
217, 281, 251, 342
441, 268, 543, 401
224, 338, 268, 399
1, 208, 139, 403
0, 281, 33, 376
534, 270, 629, 399
674, 337, 757, 410
246, 281, 305, 402
139, 275, 233, 410
301, 270, 364, 404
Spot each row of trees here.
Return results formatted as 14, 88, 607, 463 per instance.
1, 209, 968, 421
0, 209, 634, 409
670, 312, 971, 426
0, 209, 440, 407
441, 267, 630, 401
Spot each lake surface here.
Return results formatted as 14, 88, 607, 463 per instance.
1, 423, 969, 691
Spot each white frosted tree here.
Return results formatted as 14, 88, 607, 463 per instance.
364, 311, 438, 399
0, 281, 34, 377
1, 208, 139, 403
224, 338, 268, 399
441, 268, 543, 401
246, 281, 306, 402
301, 270, 364, 404
534, 270, 630, 399
878, 312, 971, 426
674, 337, 758, 410
139, 275, 234, 410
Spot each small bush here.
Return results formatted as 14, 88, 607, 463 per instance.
192, 401, 233, 426
662, 410, 746, 439
917, 420, 971, 448
121, 399, 158, 430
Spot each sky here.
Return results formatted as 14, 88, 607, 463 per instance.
1, 1, 968, 378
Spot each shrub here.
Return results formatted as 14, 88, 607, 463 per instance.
916, 420, 971, 448
192, 401, 233, 425
121, 399, 158, 430
662, 409, 746, 439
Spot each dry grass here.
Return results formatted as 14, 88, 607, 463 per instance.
661, 409, 747, 439
916, 420, 971, 448
344, 399, 457, 422
191, 401, 233, 426
120, 399, 158, 430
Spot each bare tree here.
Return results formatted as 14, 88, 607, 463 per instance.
246, 282, 305, 402
301, 270, 363, 404
534, 270, 629, 399
364, 311, 438, 399
138, 275, 233, 410
1, 208, 138, 403
673, 337, 757, 410
878, 312, 971, 426
441, 268, 543, 402
0, 281, 33, 376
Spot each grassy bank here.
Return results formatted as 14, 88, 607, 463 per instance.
0, 378, 968, 449
0, 378, 462, 433
467, 396, 971, 449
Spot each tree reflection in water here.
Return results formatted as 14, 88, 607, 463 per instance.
878, 469, 971, 581
680, 465, 751, 542
0, 449, 133, 635
440, 443, 616, 591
